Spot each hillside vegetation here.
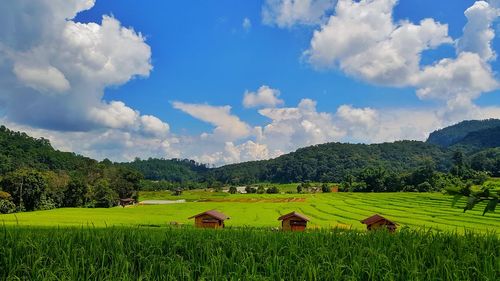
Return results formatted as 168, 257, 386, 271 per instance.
426, 119, 500, 147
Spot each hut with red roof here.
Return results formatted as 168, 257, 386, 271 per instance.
189, 210, 229, 229
278, 211, 310, 231
360, 214, 397, 232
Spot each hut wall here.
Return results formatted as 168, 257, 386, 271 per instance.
282, 217, 307, 232
194, 214, 223, 229
367, 220, 396, 232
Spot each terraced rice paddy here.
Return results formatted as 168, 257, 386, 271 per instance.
1, 192, 499, 233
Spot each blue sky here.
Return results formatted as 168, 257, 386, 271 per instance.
1, 0, 500, 164
74, 0, 498, 135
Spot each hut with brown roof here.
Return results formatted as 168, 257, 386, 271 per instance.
360, 214, 397, 232
189, 210, 229, 229
278, 211, 310, 231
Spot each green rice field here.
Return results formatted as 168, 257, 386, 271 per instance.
1, 192, 499, 233
1, 227, 498, 280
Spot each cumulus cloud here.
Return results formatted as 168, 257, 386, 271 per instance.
0, 0, 174, 161
306, 0, 452, 86
13, 63, 70, 94
172, 102, 251, 141
457, 1, 499, 61
262, 0, 336, 27
243, 85, 284, 108
0, 1, 154, 132
302, 0, 500, 125
258, 99, 344, 152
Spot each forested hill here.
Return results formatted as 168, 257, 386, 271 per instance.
209, 141, 451, 184
0, 125, 96, 174
426, 119, 500, 148
117, 158, 208, 182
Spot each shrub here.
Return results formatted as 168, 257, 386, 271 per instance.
0, 199, 16, 214
256, 186, 265, 194
266, 186, 280, 194
229, 186, 237, 194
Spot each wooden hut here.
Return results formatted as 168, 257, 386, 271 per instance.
360, 214, 397, 232
119, 198, 135, 207
189, 210, 229, 229
278, 211, 310, 231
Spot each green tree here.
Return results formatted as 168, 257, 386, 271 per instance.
321, 183, 331, 193
63, 177, 88, 207
91, 179, 118, 208
1, 169, 47, 211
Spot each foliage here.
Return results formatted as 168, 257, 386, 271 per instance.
1, 227, 498, 281
266, 186, 280, 194
426, 119, 500, 147
211, 141, 451, 184
63, 177, 88, 207
118, 158, 208, 182
321, 183, 331, 193
0, 199, 15, 214
1, 169, 47, 211
228, 186, 237, 194
88, 179, 118, 208
449, 183, 500, 216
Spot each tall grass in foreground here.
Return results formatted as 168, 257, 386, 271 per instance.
1, 227, 498, 281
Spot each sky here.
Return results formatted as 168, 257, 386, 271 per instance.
0, 0, 500, 166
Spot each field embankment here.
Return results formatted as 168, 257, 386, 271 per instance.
1, 227, 498, 281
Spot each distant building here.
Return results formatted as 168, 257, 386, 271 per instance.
278, 211, 310, 231
360, 214, 397, 232
189, 210, 230, 229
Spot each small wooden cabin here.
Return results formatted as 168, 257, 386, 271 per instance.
189, 210, 229, 229
360, 214, 397, 232
119, 198, 136, 207
278, 211, 310, 231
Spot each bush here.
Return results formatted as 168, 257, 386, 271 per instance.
321, 183, 331, 193
0, 199, 16, 214
256, 186, 265, 194
228, 186, 237, 194
266, 186, 280, 194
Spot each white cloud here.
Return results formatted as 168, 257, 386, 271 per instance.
0, 1, 153, 132
242, 17, 252, 31
243, 85, 284, 108
262, 0, 336, 27
172, 102, 251, 141
306, 0, 452, 86
457, 1, 499, 61
258, 99, 344, 152
415, 52, 498, 103
13, 63, 70, 94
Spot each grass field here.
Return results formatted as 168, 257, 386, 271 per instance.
1, 192, 499, 233
1, 227, 498, 280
